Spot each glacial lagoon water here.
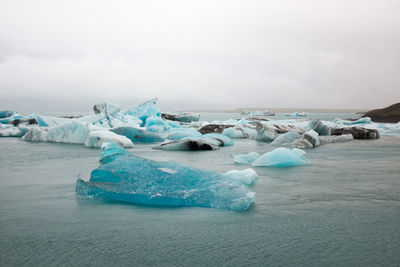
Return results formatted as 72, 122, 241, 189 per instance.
1, 112, 400, 266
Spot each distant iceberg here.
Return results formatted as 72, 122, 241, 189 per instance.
76, 143, 255, 211
155, 137, 222, 151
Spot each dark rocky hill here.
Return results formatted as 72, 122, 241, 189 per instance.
363, 103, 400, 123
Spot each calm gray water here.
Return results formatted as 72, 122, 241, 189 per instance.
1, 113, 399, 266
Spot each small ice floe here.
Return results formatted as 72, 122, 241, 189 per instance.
235, 148, 311, 167
251, 148, 311, 167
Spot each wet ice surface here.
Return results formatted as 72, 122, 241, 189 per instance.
1, 118, 400, 265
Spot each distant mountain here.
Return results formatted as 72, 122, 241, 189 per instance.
363, 103, 400, 123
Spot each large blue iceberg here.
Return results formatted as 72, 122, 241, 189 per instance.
76, 143, 255, 211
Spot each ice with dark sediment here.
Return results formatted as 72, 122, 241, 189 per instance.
3, 99, 400, 151
202, 133, 234, 146
154, 137, 223, 151
76, 142, 256, 211
162, 112, 200, 123
222, 125, 257, 139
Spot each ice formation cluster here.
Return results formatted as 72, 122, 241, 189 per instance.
1, 98, 399, 151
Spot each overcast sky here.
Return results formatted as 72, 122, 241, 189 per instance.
0, 0, 399, 113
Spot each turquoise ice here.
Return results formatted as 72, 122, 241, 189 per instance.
76, 143, 255, 211
251, 147, 311, 167
110, 126, 165, 143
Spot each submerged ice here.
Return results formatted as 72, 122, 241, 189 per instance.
76, 143, 255, 211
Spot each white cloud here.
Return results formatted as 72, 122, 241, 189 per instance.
0, 0, 399, 112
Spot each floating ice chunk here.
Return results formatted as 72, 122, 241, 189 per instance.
331, 127, 379, 139
290, 130, 320, 149
234, 152, 260, 165
198, 124, 235, 134
46, 121, 89, 143
93, 102, 120, 115
76, 142, 255, 211
121, 98, 161, 126
305, 129, 320, 147
224, 168, 258, 185
110, 126, 165, 143
36, 115, 71, 127
251, 147, 311, 167
22, 121, 89, 144
334, 117, 372, 126
270, 132, 302, 146
162, 112, 200, 123
84, 130, 134, 148
155, 137, 222, 151
202, 133, 234, 146
319, 134, 353, 144
308, 119, 331, 136
167, 128, 202, 140
222, 127, 244, 138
